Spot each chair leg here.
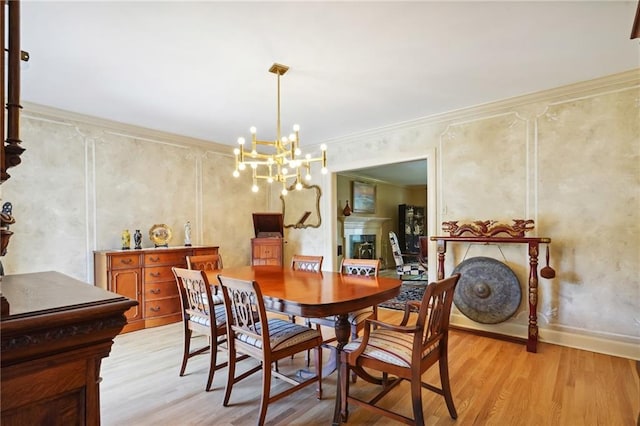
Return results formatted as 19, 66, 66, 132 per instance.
258, 359, 272, 426
290, 314, 297, 360
179, 327, 192, 376
223, 341, 236, 407
350, 325, 358, 383
340, 350, 349, 422
439, 355, 458, 419
315, 345, 323, 399
411, 372, 425, 426
205, 335, 217, 391
306, 320, 318, 368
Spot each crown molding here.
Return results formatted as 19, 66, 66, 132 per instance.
322, 68, 640, 146
22, 101, 231, 154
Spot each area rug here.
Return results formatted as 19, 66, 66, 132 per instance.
378, 281, 428, 311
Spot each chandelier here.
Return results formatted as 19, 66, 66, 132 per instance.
233, 63, 327, 195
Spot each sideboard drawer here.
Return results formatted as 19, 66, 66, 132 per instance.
144, 252, 187, 267
144, 266, 176, 283
109, 253, 141, 270
145, 280, 179, 300
145, 297, 180, 318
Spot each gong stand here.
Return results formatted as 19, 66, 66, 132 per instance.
431, 219, 551, 353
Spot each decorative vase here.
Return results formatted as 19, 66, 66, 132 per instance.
121, 229, 131, 250
343, 200, 352, 216
134, 229, 142, 249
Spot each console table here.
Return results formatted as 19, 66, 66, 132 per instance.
431, 220, 551, 353
1, 271, 137, 425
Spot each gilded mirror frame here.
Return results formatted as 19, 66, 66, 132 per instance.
280, 183, 322, 229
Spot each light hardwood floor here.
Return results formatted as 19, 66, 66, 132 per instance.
100, 309, 639, 425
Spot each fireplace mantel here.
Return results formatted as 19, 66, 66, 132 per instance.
340, 216, 390, 259
340, 216, 391, 228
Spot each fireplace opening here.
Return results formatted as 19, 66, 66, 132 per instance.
350, 234, 376, 259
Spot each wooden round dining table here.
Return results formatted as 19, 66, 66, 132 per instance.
205, 265, 402, 425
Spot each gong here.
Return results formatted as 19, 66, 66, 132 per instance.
452, 256, 521, 324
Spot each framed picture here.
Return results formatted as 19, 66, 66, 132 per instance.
352, 181, 376, 213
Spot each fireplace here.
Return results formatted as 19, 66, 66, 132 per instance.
341, 216, 390, 260
350, 234, 376, 259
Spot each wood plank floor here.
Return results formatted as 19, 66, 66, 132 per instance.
100, 309, 639, 425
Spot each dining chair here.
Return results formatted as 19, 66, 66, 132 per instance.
172, 267, 230, 391
217, 274, 323, 426
186, 254, 224, 305
308, 258, 380, 380
291, 254, 324, 272
339, 273, 461, 425
289, 254, 324, 323
291, 254, 324, 365
389, 231, 427, 280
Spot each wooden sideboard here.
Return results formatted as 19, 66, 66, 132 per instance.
1, 271, 137, 425
94, 245, 219, 332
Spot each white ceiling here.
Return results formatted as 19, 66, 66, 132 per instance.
19, 1, 639, 155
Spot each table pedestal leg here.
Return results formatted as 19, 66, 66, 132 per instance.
332, 314, 351, 425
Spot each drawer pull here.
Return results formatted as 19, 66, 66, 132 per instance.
150, 272, 161, 277
149, 256, 160, 262
150, 288, 161, 294
149, 306, 161, 312
120, 258, 132, 265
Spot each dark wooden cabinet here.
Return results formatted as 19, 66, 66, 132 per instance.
398, 204, 425, 254
94, 245, 219, 332
1, 271, 137, 426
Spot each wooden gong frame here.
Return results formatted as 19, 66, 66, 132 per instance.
431, 220, 551, 353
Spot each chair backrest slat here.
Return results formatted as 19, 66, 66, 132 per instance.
291, 254, 323, 272
340, 258, 380, 277
415, 274, 460, 358
187, 254, 223, 271
173, 267, 216, 325
218, 275, 266, 341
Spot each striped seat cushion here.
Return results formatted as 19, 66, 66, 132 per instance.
348, 308, 375, 325
343, 329, 438, 368
211, 294, 224, 305
237, 318, 321, 351
187, 303, 227, 327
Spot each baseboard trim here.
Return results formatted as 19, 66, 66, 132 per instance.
451, 313, 640, 360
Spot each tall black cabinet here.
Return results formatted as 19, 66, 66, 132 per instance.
398, 204, 425, 254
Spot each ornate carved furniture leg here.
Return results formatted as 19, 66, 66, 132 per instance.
332, 314, 351, 425
527, 242, 540, 353
436, 239, 446, 280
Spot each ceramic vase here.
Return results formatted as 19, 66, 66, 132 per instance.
343, 200, 352, 216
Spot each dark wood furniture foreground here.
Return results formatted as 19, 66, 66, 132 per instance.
1, 0, 27, 184
1, 271, 137, 426
431, 219, 551, 353
209, 265, 402, 426
94, 245, 218, 333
